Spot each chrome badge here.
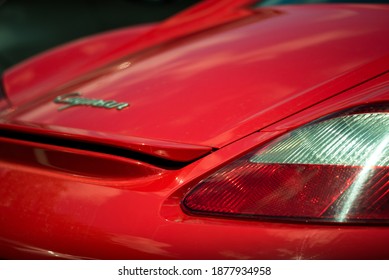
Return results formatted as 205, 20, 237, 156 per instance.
54, 93, 129, 111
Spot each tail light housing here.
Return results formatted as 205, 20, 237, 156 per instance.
183, 105, 389, 223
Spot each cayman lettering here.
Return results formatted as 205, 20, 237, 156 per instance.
54, 92, 129, 111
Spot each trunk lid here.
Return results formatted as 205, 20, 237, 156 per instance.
2, 4, 389, 162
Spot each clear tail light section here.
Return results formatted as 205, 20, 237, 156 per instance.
183, 105, 389, 223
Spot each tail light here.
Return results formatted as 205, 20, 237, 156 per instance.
183, 105, 389, 223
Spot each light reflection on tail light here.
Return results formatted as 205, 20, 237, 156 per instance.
183, 105, 389, 223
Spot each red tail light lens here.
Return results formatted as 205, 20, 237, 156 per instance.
183, 107, 389, 223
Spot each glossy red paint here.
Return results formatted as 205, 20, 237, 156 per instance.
0, 124, 212, 162
3, 0, 255, 107
3, 24, 155, 106
0, 1, 389, 259
2, 4, 389, 152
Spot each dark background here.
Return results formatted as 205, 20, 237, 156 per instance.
0, 0, 200, 73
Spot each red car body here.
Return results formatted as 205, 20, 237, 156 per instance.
0, 0, 388, 259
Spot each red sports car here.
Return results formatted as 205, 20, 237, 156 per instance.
0, 0, 388, 259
